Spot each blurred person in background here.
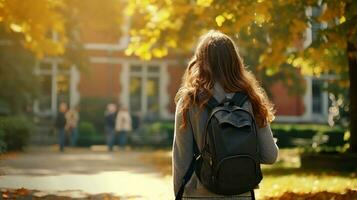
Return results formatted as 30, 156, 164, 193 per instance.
65, 105, 80, 147
56, 102, 68, 152
105, 103, 117, 151
115, 104, 132, 150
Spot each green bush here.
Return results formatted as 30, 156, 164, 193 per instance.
271, 123, 345, 148
147, 121, 174, 135
130, 121, 174, 147
0, 100, 10, 116
77, 121, 105, 147
153, 121, 175, 142
78, 121, 97, 137
79, 97, 115, 134
0, 129, 6, 153
0, 116, 33, 151
271, 123, 343, 134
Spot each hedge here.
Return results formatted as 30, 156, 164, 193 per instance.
0, 116, 33, 151
271, 123, 346, 148
75, 120, 347, 149
130, 121, 174, 147
0, 129, 6, 153
77, 121, 105, 147
79, 97, 116, 134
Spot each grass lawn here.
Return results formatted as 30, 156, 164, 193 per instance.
142, 148, 357, 200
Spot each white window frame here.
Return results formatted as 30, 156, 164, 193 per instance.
34, 58, 80, 117
120, 61, 170, 119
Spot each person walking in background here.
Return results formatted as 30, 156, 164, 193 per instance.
65, 105, 80, 147
105, 103, 117, 151
56, 102, 68, 152
115, 105, 132, 150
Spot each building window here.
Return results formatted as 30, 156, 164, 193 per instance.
311, 6, 323, 41
129, 65, 160, 120
37, 63, 52, 112
56, 72, 70, 106
312, 79, 323, 114
311, 79, 328, 117
38, 74, 52, 112
35, 61, 70, 117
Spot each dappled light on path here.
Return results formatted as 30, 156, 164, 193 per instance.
0, 171, 171, 199
0, 147, 173, 199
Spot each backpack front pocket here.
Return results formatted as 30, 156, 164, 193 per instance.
215, 155, 260, 195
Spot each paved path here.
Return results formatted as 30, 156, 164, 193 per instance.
0, 147, 173, 199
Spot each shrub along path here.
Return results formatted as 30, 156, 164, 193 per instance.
0, 146, 172, 199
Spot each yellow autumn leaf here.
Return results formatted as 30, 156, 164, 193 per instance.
152, 48, 168, 58
196, 0, 213, 7
215, 15, 225, 27
9, 23, 22, 32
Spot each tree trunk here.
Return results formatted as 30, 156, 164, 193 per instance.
348, 41, 357, 153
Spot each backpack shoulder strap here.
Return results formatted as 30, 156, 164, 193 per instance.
175, 133, 199, 200
230, 92, 249, 107
206, 96, 220, 110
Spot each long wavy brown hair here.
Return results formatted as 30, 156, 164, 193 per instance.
175, 30, 275, 129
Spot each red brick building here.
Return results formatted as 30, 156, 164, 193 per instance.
33, 16, 329, 124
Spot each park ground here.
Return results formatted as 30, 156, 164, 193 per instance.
0, 146, 172, 199
0, 147, 357, 200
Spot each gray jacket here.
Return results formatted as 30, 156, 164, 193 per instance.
172, 83, 279, 199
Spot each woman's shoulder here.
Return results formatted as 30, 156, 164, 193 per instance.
176, 97, 197, 109
241, 98, 253, 114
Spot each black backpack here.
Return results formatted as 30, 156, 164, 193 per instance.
175, 92, 262, 200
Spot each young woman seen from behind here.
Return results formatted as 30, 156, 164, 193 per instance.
173, 30, 279, 200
